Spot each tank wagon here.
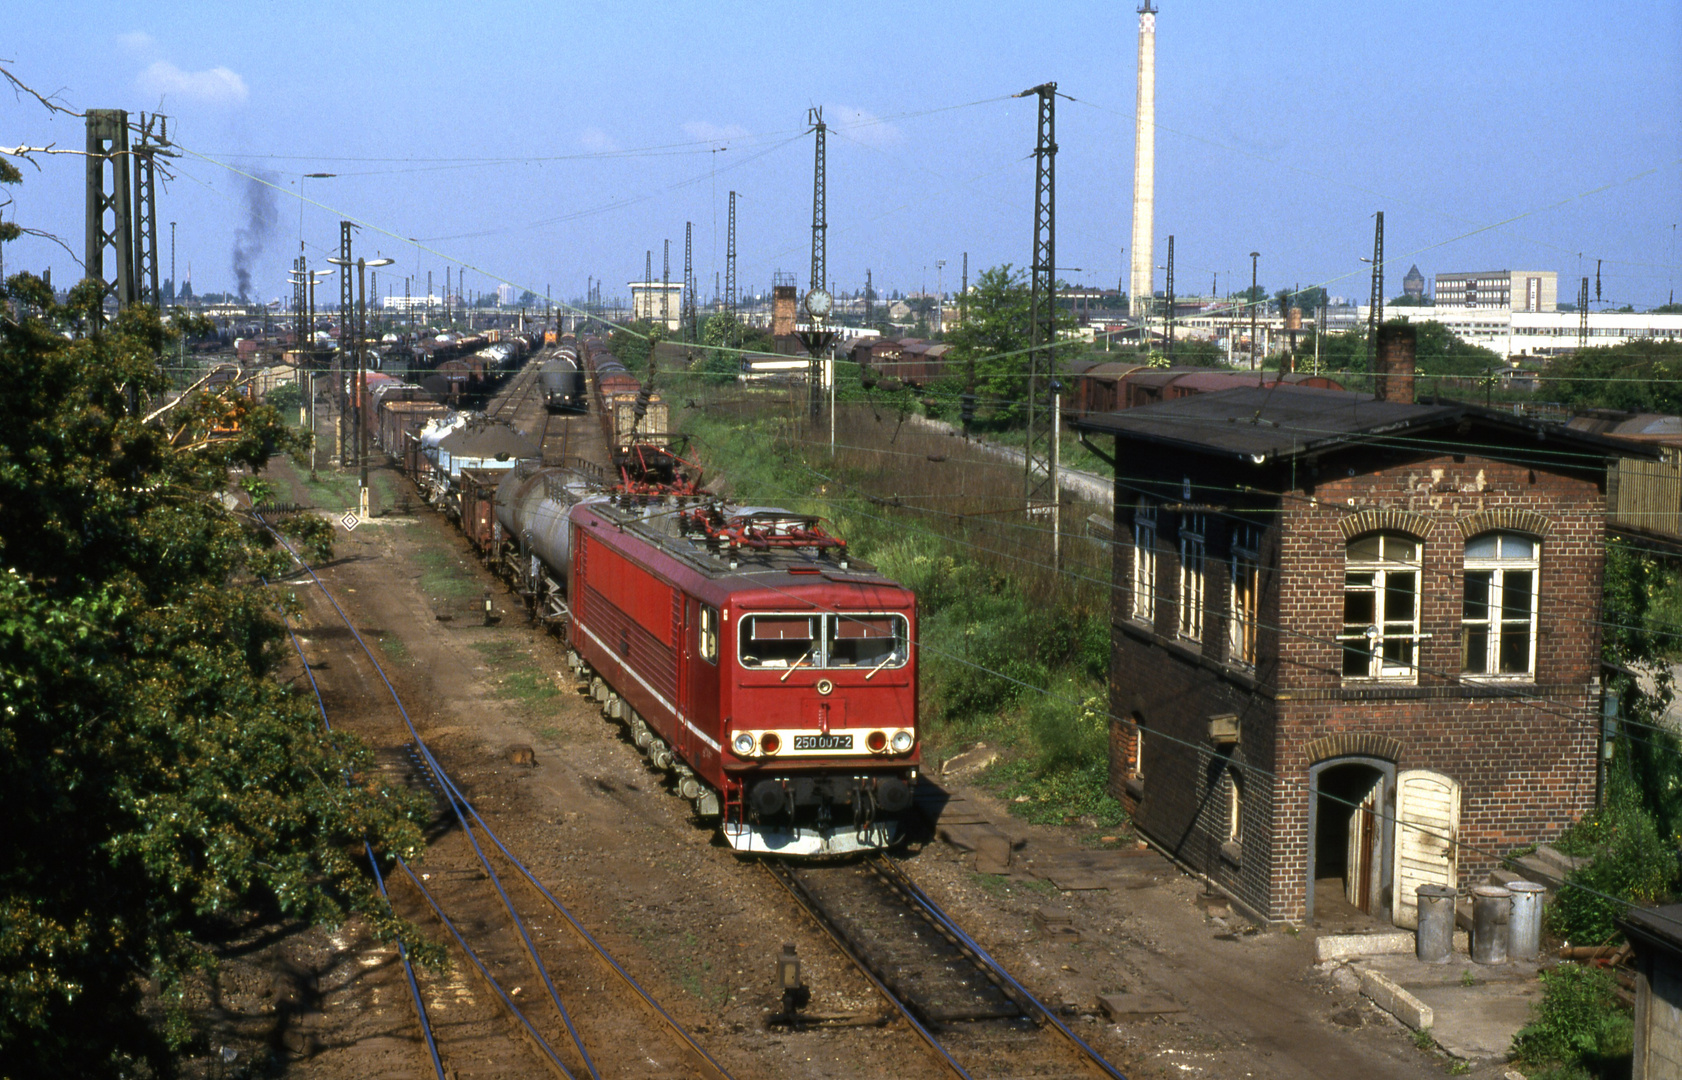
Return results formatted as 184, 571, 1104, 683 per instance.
539, 346, 586, 411
491, 463, 920, 856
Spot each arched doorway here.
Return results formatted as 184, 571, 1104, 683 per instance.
1306, 757, 1395, 924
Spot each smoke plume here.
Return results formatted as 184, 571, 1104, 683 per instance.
230, 174, 279, 299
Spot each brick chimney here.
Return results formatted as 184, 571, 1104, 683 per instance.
772, 285, 797, 337
1374, 324, 1416, 405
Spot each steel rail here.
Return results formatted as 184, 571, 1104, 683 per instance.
274, 529, 604, 1080
395, 859, 578, 1080
272, 609, 448, 1080
444, 781, 737, 1080
264, 520, 728, 1079
869, 855, 1129, 1080
761, 860, 974, 1080
280, 577, 577, 1080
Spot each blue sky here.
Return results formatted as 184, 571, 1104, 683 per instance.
5, 1, 1679, 310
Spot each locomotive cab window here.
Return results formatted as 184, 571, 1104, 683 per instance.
826, 615, 905, 668
738, 613, 909, 670
741, 616, 816, 667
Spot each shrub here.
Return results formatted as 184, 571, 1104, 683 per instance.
1549, 781, 1679, 945
1510, 964, 1631, 1076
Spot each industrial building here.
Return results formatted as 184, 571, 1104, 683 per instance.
1433, 270, 1557, 313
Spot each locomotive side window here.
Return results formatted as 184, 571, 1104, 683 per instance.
826, 615, 905, 668
699, 604, 719, 663
742, 616, 816, 667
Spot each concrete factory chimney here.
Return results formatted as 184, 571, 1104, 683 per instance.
1129, 2, 1158, 318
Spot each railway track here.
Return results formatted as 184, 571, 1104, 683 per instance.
487, 347, 605, 470
766, 854, 1127, 1080
263, 519, 732, 1080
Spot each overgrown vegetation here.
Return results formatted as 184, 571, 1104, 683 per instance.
1510, 965, 1633, 1079
668, 373, 1125, 829
0, 273, 428, 1075
1545, 539, 1682, 946
1543, 339, 1682, 413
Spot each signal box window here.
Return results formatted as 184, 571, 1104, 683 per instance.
1132, 500, 1157, 625
699, 604, 719, 664
1229, 524, 1261, 668
1179, 513, 1206, 643
1341, 533, 1421, 680
1462, 533, 1538, 678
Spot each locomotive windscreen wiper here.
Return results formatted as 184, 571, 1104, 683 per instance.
780, 648, 813, 682
864, 651, 895, 681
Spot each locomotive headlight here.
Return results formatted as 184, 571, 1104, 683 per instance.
891, 730, 914, 753
732, 732, 756, 756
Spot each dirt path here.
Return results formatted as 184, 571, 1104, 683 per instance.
200, 451, 1486, 1079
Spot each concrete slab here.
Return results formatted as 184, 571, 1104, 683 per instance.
1357, 951, 1539, 986
1407, 982, 1540, 1060
1099, 992, 1185, 1020
1358, 968, 1433, 1031
1315, 931, 1415, 962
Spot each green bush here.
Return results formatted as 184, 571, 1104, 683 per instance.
265, 379, 302, 414
1549, 781, 1679, 945
1510, 964, 1631, 1076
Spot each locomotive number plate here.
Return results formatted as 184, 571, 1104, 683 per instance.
793, 734, 853, 751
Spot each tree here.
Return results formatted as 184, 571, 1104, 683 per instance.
0, 264, 426, 1071
941, 264, 1078, 426
1543, 339, 1682, 413
609, 319, 663, 374
1286, 321, 1503, 379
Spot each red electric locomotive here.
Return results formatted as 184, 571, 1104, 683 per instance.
563, 496, 919, 856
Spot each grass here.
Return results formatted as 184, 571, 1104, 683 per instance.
667, 374, 1130, 832
376, 635, 409, 663
472, 641, 562, 705
414, 544, 479, 600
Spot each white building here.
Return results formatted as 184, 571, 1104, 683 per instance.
627, 281, 685, 331
381, 294, 442, 314
496, 283, 518, 306
1433, 270, 1557, 313
1365, 306, 1682, 360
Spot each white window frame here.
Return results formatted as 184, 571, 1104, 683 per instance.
1461, 532, 1540, 679
1341, 533, 1424, 681
1132, 500, 1157, 625
1229, 524, 1262, 668
1227, 768, 1244, 843
1178, 513, 1206, 642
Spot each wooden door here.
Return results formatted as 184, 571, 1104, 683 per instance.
1391, 770, 1461, 929
1345, 774, 1382, 912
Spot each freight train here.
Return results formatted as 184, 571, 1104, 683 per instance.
370, 341, 920, 855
